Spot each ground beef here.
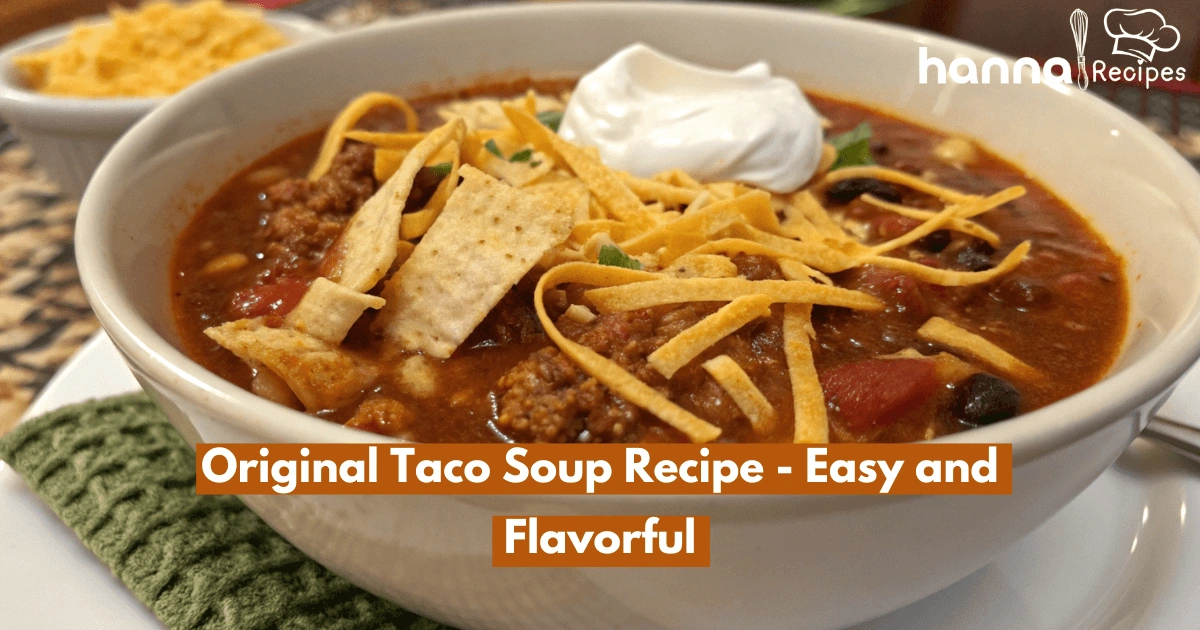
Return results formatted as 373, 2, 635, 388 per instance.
464, 276, 545, 350
493, 255, 793, 443
259, 142, 377, 270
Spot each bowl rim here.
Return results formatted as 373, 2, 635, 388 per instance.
0, 10, 330, 117
76, 1, 1200, 489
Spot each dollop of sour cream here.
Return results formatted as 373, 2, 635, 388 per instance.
558, 43, 823, 193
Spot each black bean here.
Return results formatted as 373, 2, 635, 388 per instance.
956, 240, 995, 271
989, 277, 1051, 309
955, 373, 1021, 427
825, 178, 902, 205
917, 229, 952, 252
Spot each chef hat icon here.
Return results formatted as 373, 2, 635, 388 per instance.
1104, 8, 1181, 64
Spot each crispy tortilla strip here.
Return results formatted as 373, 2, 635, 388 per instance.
686, 237, 853, 274
867, 186, 1024, 257
777, 258, 833, 285
702, 355, 776, 433
525, 179, 591, 226
572, 219, 632, 244
787, 190, 851, 242
784, 304, 828, 443
285, 278, 385, 345
863, 241, 1031, 287
374, 148, 407, 182
665, 253, 739, 279
824, 165, 972, 203
586, 278, 882, 314
654, 168, 704, 190
205, 319, 375, 411
917, 316, 1040, 379
309, 92, 419, 180
866, 202, 961, 256
345, 130, 425, 150
506, 107, 653, 231
501, 104, 562, 163
327, 118, 465, 292
479, 149, 554, 188
648, 294, 773, 379
399, 209, 438, 241
534, 262, 721, 443
619, 172, 701, 205
861, 194, 1000, 245
620, 191, 778, 257
423, 141, 462, 215
377, 165, 573, 358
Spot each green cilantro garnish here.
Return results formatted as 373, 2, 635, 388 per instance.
536, 110, 563, 133
597, 244, 642, 270
429, 162, 453, 177
484, 138, 503, 158
828, 122, 875, 170
509, 148, 534, 163
530, 160, 542, 168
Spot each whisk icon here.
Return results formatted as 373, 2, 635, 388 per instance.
1071, 9, 1089, 90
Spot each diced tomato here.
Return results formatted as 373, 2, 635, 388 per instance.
819, 358, 938, 432
845, 266, 928, 318
230, 277, 311, 322
872, 214, 922, 240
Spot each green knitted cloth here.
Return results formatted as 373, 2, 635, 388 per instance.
0, 393, 452, 630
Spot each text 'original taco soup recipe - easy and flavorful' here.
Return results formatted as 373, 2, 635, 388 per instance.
170, 44, 1127, 445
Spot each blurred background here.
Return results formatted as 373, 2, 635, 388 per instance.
0, 0, 1197, 430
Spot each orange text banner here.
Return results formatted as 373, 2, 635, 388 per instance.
195, 443, 1011, 495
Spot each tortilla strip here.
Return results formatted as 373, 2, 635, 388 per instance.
784, 303, 828, 443
586, 277, 881, 314
862, 241, 1031, 287
479, 149, 554, 188
665, 253, 740, 279
702, 355, 776, 433
824, 165, 972, 203
787, 190, 850, 242
377, 165, 573, 358
861, 194, 1000, 245
619, 172, 701, 206
326, 117, 465, 292
620, 191, 777, 256
309, 92, 419, 180
685, 237, 852, 275
654, 168, 704, 190
534, 262, 721, 443
504, 106, 654, 232
374, 148, 407, 182
422, 141, 463, 215
777, 258, 833, 285
205, 319, 376, 412
648, 294, 773, 379
917, 316, 1040, 379
344, 130, 426, 150
866, 202, 961, 256
500, 104, 562, 163
283, 278, 385, 345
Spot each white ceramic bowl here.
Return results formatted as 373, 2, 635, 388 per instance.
0, 10, 329, 198
75, 3, 1200, 629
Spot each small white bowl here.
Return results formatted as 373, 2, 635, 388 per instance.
0, 11, 329, 198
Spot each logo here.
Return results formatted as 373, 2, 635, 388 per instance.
918, 7, 1187, 90
1104, 9, 1180, 64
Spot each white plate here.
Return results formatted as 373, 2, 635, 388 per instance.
1, 332, 1198, 629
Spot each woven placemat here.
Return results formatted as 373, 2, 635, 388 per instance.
0, 393, 452, 630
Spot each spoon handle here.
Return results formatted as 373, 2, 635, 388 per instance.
1143, 417, 1200, 465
